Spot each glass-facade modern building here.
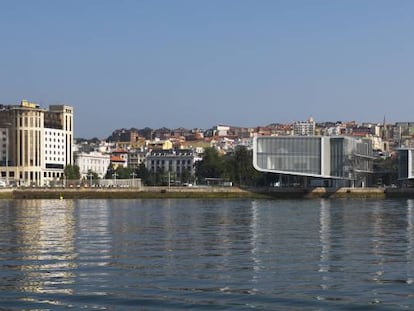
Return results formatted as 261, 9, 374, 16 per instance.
253, 136, 373, 181
397, 148, 414, 180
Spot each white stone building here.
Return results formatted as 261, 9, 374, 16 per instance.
43, 128, 67, 181
293, 117, 316, 136
75, 151, 111, 179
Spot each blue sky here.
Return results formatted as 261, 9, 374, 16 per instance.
1, 0, 413, 138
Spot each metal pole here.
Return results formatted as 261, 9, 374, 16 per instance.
130, 172, 136, 187
5, 127, 8, 187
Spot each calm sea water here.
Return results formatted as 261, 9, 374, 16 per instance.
0, 198, 414, 310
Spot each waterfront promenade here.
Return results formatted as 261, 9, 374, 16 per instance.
1, 186, 414, 199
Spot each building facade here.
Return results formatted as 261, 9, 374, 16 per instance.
128, 149, 147, 170
253, 136, 373, 186
43, 128, 67, 181
397, 148, 414, 180
146, 149, 197, 181
74, 151, 111, 179
293, 117, 316, 136
0, 100, 74, 186
146, 139, 173, 150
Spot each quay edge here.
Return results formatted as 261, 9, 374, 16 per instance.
1, 186, 414, 199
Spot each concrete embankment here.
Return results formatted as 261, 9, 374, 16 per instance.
9, 186, 258, 200
255, 187, 414, 199
2, 186, 414, 200
252, 187, 388, 199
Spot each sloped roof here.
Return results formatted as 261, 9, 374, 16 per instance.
110, 155, 125, 162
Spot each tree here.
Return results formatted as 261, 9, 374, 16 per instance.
136, 163, 150, 185
105, 164, 115, 179
195, 147, 224, 183
116, 166, 133, 179
64, 165, 80, 180
373, 157, 398, 186
180, 168, 191, 184
105, 165, 133, 179
223, 146, 268, 187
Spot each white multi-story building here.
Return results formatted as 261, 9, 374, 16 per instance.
293, 117, 316, 136
75, 151, 111, 179
215, 125, 230, 137
0, 100, 73, 186
43, 128, 67, 180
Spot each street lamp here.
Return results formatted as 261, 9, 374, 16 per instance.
87, 172, 94, 187
5, 128, 8, 186
112, 172, 118, 187
130, 172, 137, 188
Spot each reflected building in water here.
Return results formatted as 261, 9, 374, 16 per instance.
8, 200, 76, 294
317, 199, 414, 295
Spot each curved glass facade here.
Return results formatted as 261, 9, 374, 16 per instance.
253, 136, 373, 180
255, 137, 322, 175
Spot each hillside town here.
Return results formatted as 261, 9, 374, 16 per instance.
75, 116, 412, 188
1, 100, 413, 188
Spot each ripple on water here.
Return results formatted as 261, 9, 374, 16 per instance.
0, 199, 414, 310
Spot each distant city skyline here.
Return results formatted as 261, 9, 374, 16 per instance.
1, 1, 414, 138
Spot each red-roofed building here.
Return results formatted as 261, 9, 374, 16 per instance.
111, 149, 128, 168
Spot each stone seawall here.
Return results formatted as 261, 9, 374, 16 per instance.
3, 186, 414, 200
10, 187, 256, 200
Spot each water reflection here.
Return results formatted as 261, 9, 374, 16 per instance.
319, 199, 331, 288
1, 199, 414, 310
406, 199, 414, 285
0, 200, 75, 295
317, 199, 414, 307
108, 199, 256, 293
371, 200, 387, 285
75, 199, 111, 261
250, 200, 261, 290
73, 200, 112, 297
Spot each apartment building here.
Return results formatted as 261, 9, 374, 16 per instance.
293, 117, 316, 136
0, 100, 73, 186
128, 149, 147, 170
